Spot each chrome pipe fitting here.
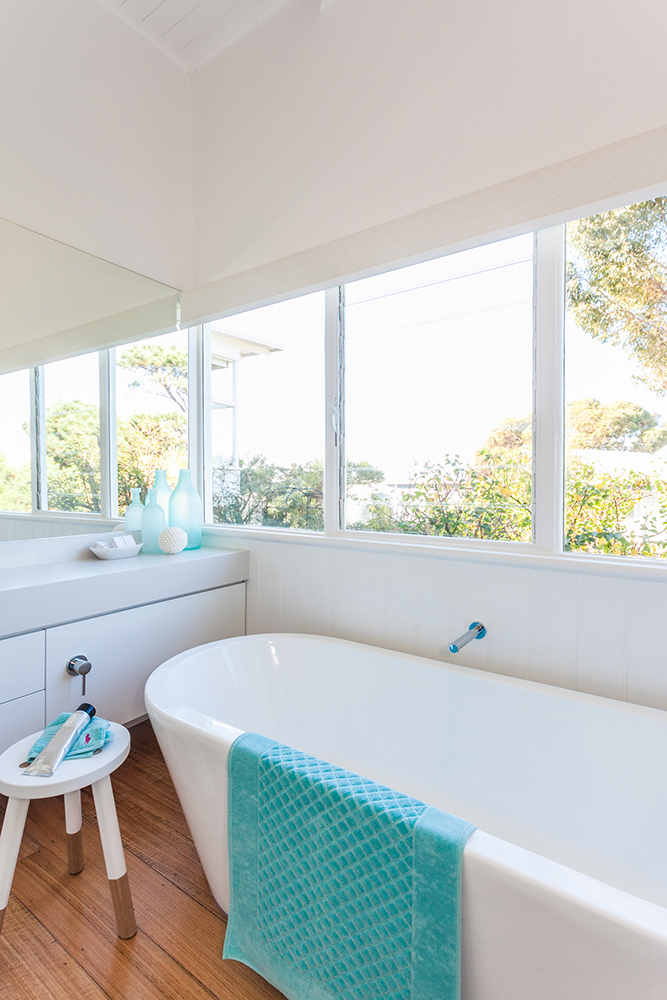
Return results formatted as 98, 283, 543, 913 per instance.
449, 622, 486, 654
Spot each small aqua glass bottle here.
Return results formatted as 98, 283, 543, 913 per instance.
153, 468, 172, 526
124, 487, 144, 534
169, 469, 202, 550
141, 488, 165, 554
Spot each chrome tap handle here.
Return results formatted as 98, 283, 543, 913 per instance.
66, 655, 92, 697
449, 622, 486, 654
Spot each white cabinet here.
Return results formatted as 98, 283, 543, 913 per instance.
0, 545, 248, 749
45, 583, 245, 724
0, 631, 44, 704
0, 632, 45, 753
0, 691, 45, 752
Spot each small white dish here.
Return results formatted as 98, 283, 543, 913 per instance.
90, 542, 143, 560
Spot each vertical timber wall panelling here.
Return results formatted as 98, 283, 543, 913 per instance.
235, 537, 667, 715
0, 518, 110, 543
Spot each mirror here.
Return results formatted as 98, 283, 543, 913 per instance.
0, 217, 180, 545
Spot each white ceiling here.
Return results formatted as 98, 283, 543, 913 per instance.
94, 0, 301, 71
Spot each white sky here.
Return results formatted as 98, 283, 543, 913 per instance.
217, 237, 536, 482
565, 321, 667, 418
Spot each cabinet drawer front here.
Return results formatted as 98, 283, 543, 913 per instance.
0, 631, 45, 704
0, 690, 45, 755
46, 584, 246, 725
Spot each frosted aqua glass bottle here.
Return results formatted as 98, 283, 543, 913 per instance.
153, 468, 172, 526
141, 488, 165, 554
124, 488, 144, 533
168, 469, 202, 550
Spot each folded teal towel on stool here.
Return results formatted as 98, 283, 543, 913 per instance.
27, 713, 114, 761
223, 732, 476, 1000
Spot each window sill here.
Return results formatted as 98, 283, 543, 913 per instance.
202, 523, 667, 582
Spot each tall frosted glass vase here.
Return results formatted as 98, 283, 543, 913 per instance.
153, 468, 172, 526
142, 488, 165, 554
169, 469, 202, 550
124, 488, 144, 534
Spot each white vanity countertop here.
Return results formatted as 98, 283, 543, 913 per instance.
0, 537, 248, 637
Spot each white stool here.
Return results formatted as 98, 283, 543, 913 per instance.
0, 721, 136, 939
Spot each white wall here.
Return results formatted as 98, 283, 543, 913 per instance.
2, 0, 666, 712
193, 0, 667, 714
192, 0, 667, 285
0, 0, 192, 289
0, 514, 118, 544
207, 534, 666, 715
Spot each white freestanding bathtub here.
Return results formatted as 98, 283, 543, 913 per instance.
145, 633, 667, 1000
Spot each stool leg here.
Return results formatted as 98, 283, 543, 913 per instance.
0, 798, 30, 936
64, 790, 84, 875
91, 775, 136, 939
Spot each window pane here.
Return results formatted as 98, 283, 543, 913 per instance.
116, 330, 189, 513
565, 196, 667, 558
344, 236, 534, 541
0, 369, 31, 512
44, 354, 100, 513
209, 292, 325, 531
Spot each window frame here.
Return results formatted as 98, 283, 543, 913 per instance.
333, 233, 540, 548
0, 224, 595, 556
197, 200, 667, 576
5, 191, 667, 577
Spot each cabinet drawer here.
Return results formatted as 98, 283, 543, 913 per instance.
0, 630, 45, 704
0, 690, 45, 755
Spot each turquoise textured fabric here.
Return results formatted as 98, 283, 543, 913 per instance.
27, 713, 113, 761
223, 732, 475, 1000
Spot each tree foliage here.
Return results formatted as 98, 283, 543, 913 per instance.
349, 447, 532, 542
118, 345, 188, 413
0, 452, 31, 513
117, 411, 187, 510
567, 197, 667, 394
46, 401, 101, 512
567, 398, 667, 452
212, 458, 383, 531
213, 457, 324, 530
565, 457, 667, 557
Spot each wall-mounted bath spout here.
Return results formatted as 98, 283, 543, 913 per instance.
449, 622, 486, 654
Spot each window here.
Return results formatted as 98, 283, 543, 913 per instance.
0, 369, 31, 513
43, 353, 101, 513
564, 196, 667, 558
208, 292, 325, 531
2, 192, 667, 563
343, 236, 534, 542
116, 330, 189, 513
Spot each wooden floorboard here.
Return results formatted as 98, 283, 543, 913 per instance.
0, 897, 109, 1000
0, 721, 285, 1000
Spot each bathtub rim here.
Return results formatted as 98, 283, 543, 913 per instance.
145, 630, 667, 730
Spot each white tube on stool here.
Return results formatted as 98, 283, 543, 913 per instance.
23, 703, 96, 777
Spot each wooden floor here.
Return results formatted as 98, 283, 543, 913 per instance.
0, 721, 284, 1000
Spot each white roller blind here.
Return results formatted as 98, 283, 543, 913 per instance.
0, 219, 179, 373
181, 124, 667, 326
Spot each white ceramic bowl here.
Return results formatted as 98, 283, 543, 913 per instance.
90, 542, 143, 560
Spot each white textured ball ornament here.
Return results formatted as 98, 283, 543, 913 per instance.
158, 526, 188, 554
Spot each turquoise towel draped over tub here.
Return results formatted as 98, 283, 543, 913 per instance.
223, 732, 476, 1000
